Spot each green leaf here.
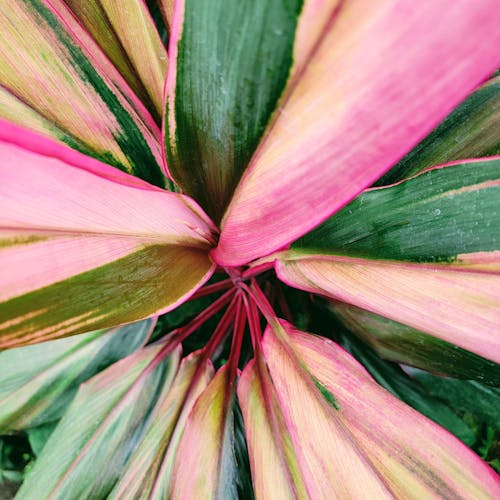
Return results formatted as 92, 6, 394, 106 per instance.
16, 342, 181, 500
377, 75, 500, 185
296, 157, 500, 263
27, 422, 58, 458
0, 319, 154, 432
164, 0, 302, 221
413, 371, 500, 428
330, 303, 500, 385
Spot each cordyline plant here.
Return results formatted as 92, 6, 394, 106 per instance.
0, 0, 500, 498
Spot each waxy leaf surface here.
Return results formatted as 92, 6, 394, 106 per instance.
288, 326, 500, 498
0, 141, 215, 347
0, 0, 164, 185
277, 254, 500, 363
240, 321, 499, 497
297, 158, 500, 263
239, 322, 393, 499
164, 0, 301, 221
0, 319, 154, 432
16, 342, 181, 500
214, 0, 500, 265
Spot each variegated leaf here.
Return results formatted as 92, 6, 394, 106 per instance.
0, 140, 215, 347
0, 319, 154, 432
0, 0, 164, 185
16, 342, 181, 499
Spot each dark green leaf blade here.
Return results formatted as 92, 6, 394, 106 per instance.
296, 157, 500, 263
164, 0, 302, 221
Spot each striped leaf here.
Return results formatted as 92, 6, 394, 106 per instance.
156, 0, 174, 33
0, 140, 215, 348
296, 157, 500, 262
213, 0, 500, 266
164, 0, 302, 222
64, 0, 168, 117
279, 158, 500, 363
0, 319, 154, 433
109, 351, 213, 499
331, 302, 500, 384
0, 0, 164, 185
339, 334, 476, 446
239, 321, 500, 498
171, 364, 238, 499
16, 342, 181, 500
378, 75, 500, 185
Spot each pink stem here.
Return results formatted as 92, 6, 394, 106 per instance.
243, 292, 264, 354
190, 278, 233, 299
202, 294, 239, 360
247, 278, 278, 324
241, 260, 274, 279
228, 293, 246, 375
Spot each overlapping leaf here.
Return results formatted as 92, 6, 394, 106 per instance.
0, 0, 164, 185
239, 321, 500, 498
378, 75, 500, 185
331, 302, 500, 384
0, 140, 215, 347
64, 0, 168, 117
109, 351, 213, 499
171, 364, 238, 499
214, 0, 500, 265
16, 342, 181, 499
278, 158, 500, 363
0, 319, 154, 432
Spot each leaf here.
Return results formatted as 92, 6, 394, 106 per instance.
16, 342, 182, 500
279, 159, 500, 363
0, 0, 164, 185
413, 372, 500, 427
213, 0, 500, 266
0, 319, 154, 432
339, 333, 475, 446
329, 302, 500, 384
171, 364, 238, 499
277, 253, 500, 363
240, 321, 499, 498
109, 351, 213, 499
164, 0, 302, 221
0, 141, 215, 347
296, 157, 500, 263
239, 322, 392, 498
64, 0, 168, 117
378, 75, 500, 185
